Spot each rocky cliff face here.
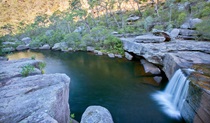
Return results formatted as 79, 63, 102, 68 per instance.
181, 64, 210, 123
0, 58, 70, 123
121, 36, 210, 123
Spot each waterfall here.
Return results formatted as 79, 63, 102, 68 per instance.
152, 69, 190, 118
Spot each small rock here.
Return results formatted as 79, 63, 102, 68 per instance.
135, 34, 166, 43
16, 45, 29, 51
94, 50, 103, 55
39, 44, 51, 50
170, 29, 180, 38
81, 106, 114, 123
126, 16, 140, 22
21, 37, 31, 44
2, 47, 15, 53
125, 52, 133, 60
68, 48, 73, 51
74, 26, 84, 33
112, 31, 119, 35
52, 43, 61, 50
87, 46, 95, 52
153, 76, 162, 84
2, 42, 16, 45
108, 53, 115, 58
115, 54, 122, 58
140, 59, 161, 75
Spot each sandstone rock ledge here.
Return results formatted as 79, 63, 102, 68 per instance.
0, 58, 70, 123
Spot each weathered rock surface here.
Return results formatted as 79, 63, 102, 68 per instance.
163, 52, 210, 79
181, 64, 210, 123
125, 52, 133, 60
0, 58, 42, 82
21, 37, 31, 44
39, 44, 51, 50
81, 106, 114, 123
153, 76, 162, 84
0, 59, 70, 123
134, 34, 166, 43
16, 45, 29, 51
0, 73, 70, 123
122, 38, 210, 65
140, 59, 161, 75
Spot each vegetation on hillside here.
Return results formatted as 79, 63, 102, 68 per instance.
0, 0, 210, 56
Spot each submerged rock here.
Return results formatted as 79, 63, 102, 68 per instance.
140, 59, 161, 75
81, 106, 114, 123
125, 52, 133, 60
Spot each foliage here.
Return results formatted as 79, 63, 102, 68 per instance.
144, 16, 154, 32
31, 55, 36, 60
62, 32, 82, 48
195, 18, 210, 40
21, 64, 35, 77
38, 62, 46, 74
177, 12, 187, 26
104, 35, 124, 55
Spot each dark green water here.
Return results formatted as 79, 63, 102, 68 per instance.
7, 50, 185, 123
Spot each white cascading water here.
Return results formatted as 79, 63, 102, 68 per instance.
152, 69, 190, 118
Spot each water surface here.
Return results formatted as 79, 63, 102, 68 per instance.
7, 50, 185, 123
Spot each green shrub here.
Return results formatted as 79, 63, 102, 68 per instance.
82, 34, 94, 46
177, 12, 187, 26
153, 25, 164, 30
104, 35, 124, 55
21, 64, 35, 77
62, 32, 81, 48
31, 55, 36, 60
144, 16, 154, 32
195, 18, 210, 40
38, 62, 46, 74
47, 31, 64, 46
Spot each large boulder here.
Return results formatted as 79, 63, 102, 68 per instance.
181, 18, 202, 29
81, 106, 114, 123
134, 34, 166, 43
21, 37, 31, 44
16, 45, 29, 51
170, 28, 180, 39
0, 59, 70, 123
0, 73, 70, 123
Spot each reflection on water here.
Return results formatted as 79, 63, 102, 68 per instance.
7, 50, 185, 123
